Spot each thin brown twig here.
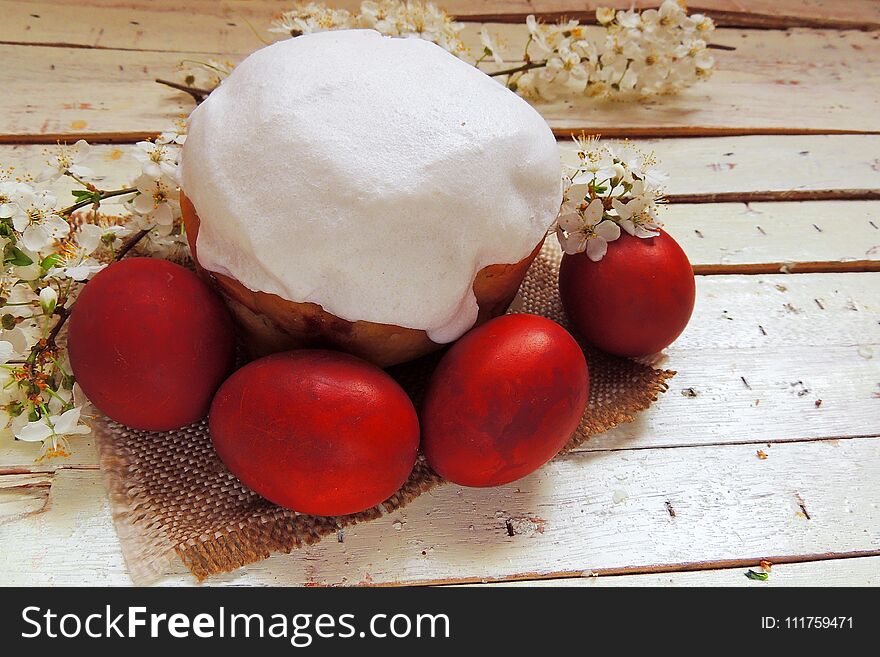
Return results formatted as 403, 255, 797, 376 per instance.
155, 78, 213, 104
59, 187, 138, 217
487, 61, 546, 78
114, 228, 151, 260
43, 307, 69, 350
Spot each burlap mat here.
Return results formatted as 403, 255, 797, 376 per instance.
95, 241, 674, 583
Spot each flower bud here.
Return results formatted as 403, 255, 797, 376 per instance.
39, 287, 58, 315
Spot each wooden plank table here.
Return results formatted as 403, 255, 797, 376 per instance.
1, 1, 878, 586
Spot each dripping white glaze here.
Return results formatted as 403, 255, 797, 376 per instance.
179, 30, 561, 343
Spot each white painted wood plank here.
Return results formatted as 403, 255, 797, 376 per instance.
1, 438, 877, 585
2, 28, 879, 139
0, 438, 98, 472
467, 556, 880, 586
6, 0, 880, 55
676, 273, 880, 351
594, 344, 880, 451
559, 136, 880, 198
6, 137, 880, 199
666, 202, 880, 273
0, 472, 52, 525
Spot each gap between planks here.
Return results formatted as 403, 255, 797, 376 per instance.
5, 128, 879, 146
693, 261, 880, 275
442, 550, 880, 587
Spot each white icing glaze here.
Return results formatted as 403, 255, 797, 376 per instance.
180, 30, 561, 343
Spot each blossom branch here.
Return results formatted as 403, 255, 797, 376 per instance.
487, 42, 734, 80
2, 127, 189, 454
59, 187, 138, 217
268, 1, 720, 101
487, 61, 546, 78
19, 227, 152, 367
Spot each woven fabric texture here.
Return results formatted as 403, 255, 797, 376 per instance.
96, 242, 674, 582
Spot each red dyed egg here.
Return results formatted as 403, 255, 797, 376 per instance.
68, 258, 235, 431
559, 229, 695, 357
421, 314, 589, 487
209, 350, 419, 516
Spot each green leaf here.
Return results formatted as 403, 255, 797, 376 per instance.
70, 189, 100, 205
7, 246, 33, 267
40, 254, 62, 271
745, 570, 769, 581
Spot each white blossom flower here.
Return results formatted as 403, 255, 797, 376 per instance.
94, 224, 134, 250
479, 29, 504, 64
133, 140, 179, 179
556, 136, 667, 258
359, 1, 397, 33
129, 174, 179, 227
54, 258, 106, 282
339, 1, 466, 54
16, 407, 91, 442
270, 3, 353, 35
508, 2, 713, 100
158, 129, 186, 146
12, 261, 44, 282
37, 140, 93, 182
46, 382, 90, 417
15, 407, 91, 459
616, 10, 642, 30
10, 188, 69, 252
612, 195, 659, 238
0, 367, 26, 430
556, 197, 621, 260
140, 229, 190, 262
0, 180, 32, 219
47, 224, 108, 281
543, 43, 589, 83
512, 71, 542, 100
596, 7, 616, 25
0, 340, 14, 364
0, 320, 41, 358
2, 283, 37, 318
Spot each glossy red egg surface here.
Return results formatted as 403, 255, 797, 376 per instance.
67, 258, 235, 431
209, 350, 420, 516
559, 229, 696, 358
421, 314, 588, 487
